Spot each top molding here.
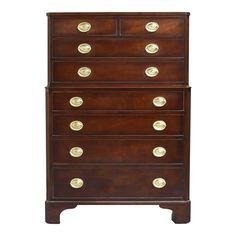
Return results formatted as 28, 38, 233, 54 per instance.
47, 12, 190, 17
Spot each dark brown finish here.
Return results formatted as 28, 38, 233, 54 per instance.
47, 12, 190, 16
52, 89, 184, 111
53, 114, 183, 135
53, 39, 184, 58
46, 12, 191, 224
52, 61, 185, 84
121, 18, 185, 37
53, 167, 185, 199
45, 201, 78, 224
159, 201, 190, 223
52, 18, 117, 36
52, 138, 184, 164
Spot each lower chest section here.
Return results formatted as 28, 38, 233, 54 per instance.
47, 87, 190, 201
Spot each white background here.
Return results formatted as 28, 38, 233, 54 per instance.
0, 0, 236, 235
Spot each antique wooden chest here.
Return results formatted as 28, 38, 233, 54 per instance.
45, 12, 191, 223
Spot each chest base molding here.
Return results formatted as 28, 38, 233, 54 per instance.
45, 200, 190, 224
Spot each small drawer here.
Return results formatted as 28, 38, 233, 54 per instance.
52, 138, 184, 164
52, 18, 117, 36
121, 18, 185, 37
53, 114, 183, 135
52, 39, 185, 57
52, 167, 185, 199
52, 61, 185, 84
52, 89, 183, 111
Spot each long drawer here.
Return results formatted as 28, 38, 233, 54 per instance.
53, 114, 183, 135
52, 167, 185, 199
52, 138, 184, 164
52, 39, 185, 57
52, 89, 184, 111
52, 61, 185, 83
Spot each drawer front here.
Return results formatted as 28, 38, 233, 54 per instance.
52, 139, 184, 164
52, 39, 184, 57
121, 18, 185, 37
53, 167, 185, 199
53, 114, 183, 135
52, 90, 183, 111
52, 61, 185, 83
52, 19, 117, 36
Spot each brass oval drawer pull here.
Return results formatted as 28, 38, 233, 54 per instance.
153, 147, 166, 157
77, 67, 92, 78
153, 120, 166, 131
145, 43, 159, 54
69, 97, 83, 107
145, 67, 159, 77
70, 178, 84, 188
153, 97, 166, 107
70, 120, 83, 131
77, 22, 91, 32
78, 43, 91, 54
152, 178, 166, 188
70, 147, 84, 157
145, 22, 159, 32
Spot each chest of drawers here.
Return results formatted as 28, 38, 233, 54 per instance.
45, 12, 191, 224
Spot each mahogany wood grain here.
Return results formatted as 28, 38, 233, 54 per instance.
45, 201, 77, 224
52, 18, 117, 36
53, 113, 184, 135
45, 200, 190, 223
159, 201, 190, 223
52, 89, 184, 111
46, 12, 191, 224
47, 12, 190, 16
121, 18, 184, 37
52, 61, 185, 83
52, 166, 185, 199
52, 138, 184, 164
52, 38, 185, 58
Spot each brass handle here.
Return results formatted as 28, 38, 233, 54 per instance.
77, 67, 92, 78
153, 120, 166, 131
145, 43, 159, 54
145, 67, 159, 77
77, 22, 91, 32
153, 97, 166, 107
153, 147, 166, 157
70, 178, 84, 188
70, 147, 83, 158
78, 43, 91, 54
69, 97, 83, 107
70, 120, 83, 131
145, 22, 159, 32
152, 178, 166, 188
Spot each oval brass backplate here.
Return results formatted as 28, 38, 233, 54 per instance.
145, 67, 159, 77
69, 97, 83, 107
145, 43, 159, 54
145, 22, 159, 32
70, 178, 84, 188
77, 22, 91, 32
153, 120, 166, 131
70, 120, 84, 131
152, 147, 166, 157
70, 147, 84, 157
152, 178, 166, 188
77, 67, 92, 78
153, 97, 166, 107
78, 43, 92, 54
